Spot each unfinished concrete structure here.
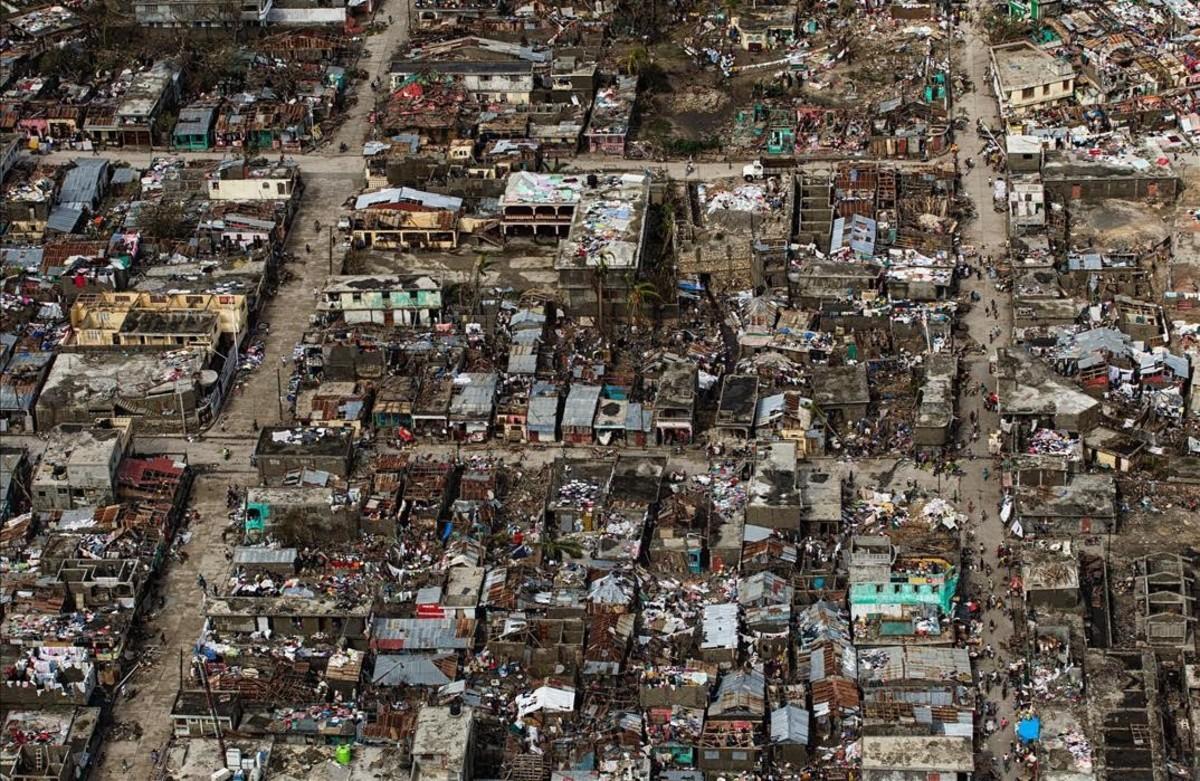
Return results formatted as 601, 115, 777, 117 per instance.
1133, 553, 1196, 651
251, 427, 355, 484
677, 174, 795, 290
554, 173, 650, 319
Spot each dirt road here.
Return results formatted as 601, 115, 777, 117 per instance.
955, 6, 1025, 778
37, 145, 950, 183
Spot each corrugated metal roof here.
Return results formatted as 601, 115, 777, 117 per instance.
738, 571, 793, 606
47, 206, 84, 233
372, 617, 473, 649
507, 346, 538, 374
59, 158, 108, 208
0, 247, 44, 271
449, 373, 497, 418
700, 603, 739, 649
770, 704, 810, 743
716, 668, 765, 698
562, 384, 601, 428
625, 402, 652, 432
232, 547, 297, 566
527, 391, 559, 429
371, 654, 454, 687
174, 106, 215, 137
0, 351, 54, 412
1066, 252, 1102, 271
510, 309, 547, 328
354, 187, 462, 212
415, 585, 442, 604
796, 600, 852, 649
710, 668, 766, 717
0, 334, 17, 365
110, 167, 138, 185
858, 646, 972, 685
588, 571, 634, 604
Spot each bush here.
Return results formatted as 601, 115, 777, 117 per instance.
982, 8, 1032, 44
640, 63, 671, 94
664, 136, 722, 156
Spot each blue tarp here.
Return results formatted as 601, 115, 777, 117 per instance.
1017, 717, 1041, 743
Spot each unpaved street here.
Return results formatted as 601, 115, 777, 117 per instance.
956, 5, 1022, 776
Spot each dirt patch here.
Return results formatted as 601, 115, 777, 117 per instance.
1069, 200, 1170, 251
665, 85, 730, 115
108, 721, 144, 741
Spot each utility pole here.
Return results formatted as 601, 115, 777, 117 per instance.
176, 383, 188, 438
194, 656, 226, 758
328, 225, 335, 276
276, 366, 284, 422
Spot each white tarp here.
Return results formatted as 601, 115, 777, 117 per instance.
265, 7, 345, 22
516, 686, 575, 718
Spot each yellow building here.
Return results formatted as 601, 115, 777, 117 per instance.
69, 291, 248, 350
991, 41, 1076, 117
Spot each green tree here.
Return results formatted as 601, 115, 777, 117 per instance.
540, 538, 585, 562
626, 280, 662, 325
658, 201, 676, 261
983, 8, 1031, 44
139, 200, 188, 238
593, 251, 612, 334
472, 252, 496, 314
623, 45, 650, 76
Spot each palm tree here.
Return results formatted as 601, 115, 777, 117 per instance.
721, 0, 742, 24
658, 201, 676, 261
594, 251, 612, 334
624, 45, 650, 76
472, 252, 495, 314
540, 537, 585, 562
626, 280, 662, 325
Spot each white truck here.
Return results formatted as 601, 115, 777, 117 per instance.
741, 158, 795, 181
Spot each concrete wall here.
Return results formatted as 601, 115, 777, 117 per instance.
1044, 175, 1178, 202
255, 453, 352, 484
208, 175, 296, 201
